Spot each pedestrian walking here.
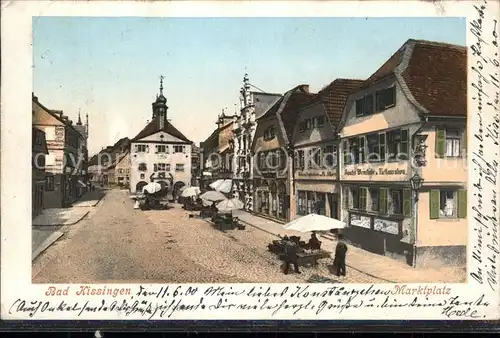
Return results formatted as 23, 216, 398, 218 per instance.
333, 233, 348, 277
283, 239, 301, 275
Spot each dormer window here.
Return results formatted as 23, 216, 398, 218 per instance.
264, 126, 276, 140
356, 94, 374, 117
375, 86, 396, 112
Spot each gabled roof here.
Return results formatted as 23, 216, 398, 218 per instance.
311, 78, 364, 127
258, 84, 315, 144
132, 116, 192, 143
359, 39, 467, 117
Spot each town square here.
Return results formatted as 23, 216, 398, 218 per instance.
31, 17, 467, 284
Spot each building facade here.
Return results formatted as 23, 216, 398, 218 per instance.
108, 151, 131, 188
291, 78, 363, 221
231, 74, 282, 211
32, 94, 89, 208
32, 126, 49, 218
130, 78, 193, 196
200, 113, 236, 190
252, 84, 313, 222
191, 144, 201, 187
338, 39, 467, 267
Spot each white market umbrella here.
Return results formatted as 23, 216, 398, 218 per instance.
200, 190, 226, 202
181, 186, 201, 198
216, 198, 244, 213
179, 185, 189, 192
142, 182, 162, 194
216, 179, 233, 194
282, 214, 346, 233
209, 179, 225, 190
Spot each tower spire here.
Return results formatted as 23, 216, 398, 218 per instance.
159, 75, 164, 96
77, 108, 82, 125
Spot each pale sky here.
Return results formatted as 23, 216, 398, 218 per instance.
33, 17, 466, 156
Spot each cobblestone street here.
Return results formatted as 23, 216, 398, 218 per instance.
33, 189, 382, 284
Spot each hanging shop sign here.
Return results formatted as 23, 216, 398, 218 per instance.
374, 218, 399, 235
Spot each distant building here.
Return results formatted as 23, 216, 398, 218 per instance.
200, 112, 237, 190
252, 84, 314, 222
231, 73, 281, 211
32, 126, 49, 218
130, 77, 193, 196
108, 150, 131, 188
32, 94, 89, 208
191, 144, 201, 186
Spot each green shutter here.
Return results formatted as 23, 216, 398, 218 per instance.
343, 140, 349, 165
343, 187, 349, 210
429, 189, 440, 219
359, 187, 367, 211
458, 189, 467, 218
462, 129, 467, 156
380, 188, 388, 214
435, 127, 446, 158
403, 189, 412, 217
379, 133, 386, 161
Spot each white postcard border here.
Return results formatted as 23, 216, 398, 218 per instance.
1, 0, 499, 321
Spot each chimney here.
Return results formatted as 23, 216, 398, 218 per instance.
298, 84, 310, 93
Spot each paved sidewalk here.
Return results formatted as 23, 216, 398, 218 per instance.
233, 210, 466, 283
72, 189, 106, 207
32, 227, 64, 261
33, 208, 90, 226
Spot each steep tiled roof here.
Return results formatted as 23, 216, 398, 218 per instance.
314, 78, 364, 126
360, 49, 405, 89
402, 41, 467, 117
132, 116, 191, 143
359, 39, 467, 117
281, 91, 315, 140
259, 85, 314, 143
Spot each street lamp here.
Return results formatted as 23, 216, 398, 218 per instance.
410, 171, 423, 268
410, 172, 423, 192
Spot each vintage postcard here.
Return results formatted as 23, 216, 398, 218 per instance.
1, 0, 499, 322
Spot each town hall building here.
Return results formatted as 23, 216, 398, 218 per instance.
130, 77, 193, 196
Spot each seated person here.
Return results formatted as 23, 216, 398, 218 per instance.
308, 232, 321, 250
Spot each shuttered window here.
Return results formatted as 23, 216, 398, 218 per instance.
457, 189, 467, 218
403, 189, 412, 217
429, 189, 440, 219
358, 136, 365, 163
400, 130, 409, 160
343, 140, 350, 165
343, 187, 350, 210
435, 126, 446, 158
380, 188, 388, 214
359, 187, 367, 211
379, 133, 386, 161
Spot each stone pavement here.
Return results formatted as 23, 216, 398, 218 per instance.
32, 188, 107, 262
233, 210, 466, 283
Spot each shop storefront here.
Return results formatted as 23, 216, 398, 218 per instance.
341, 161, 414, 265
254, 178, 288, 221
294, 171, 339, 220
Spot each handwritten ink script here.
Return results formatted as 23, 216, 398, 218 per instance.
469, 0, 500, 294
7, 285, 491, 320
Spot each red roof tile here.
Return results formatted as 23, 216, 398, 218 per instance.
132, 116, 191, 143
402, 41, 467, 117
314, 78, 364, 126
359, 39, 466, 117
